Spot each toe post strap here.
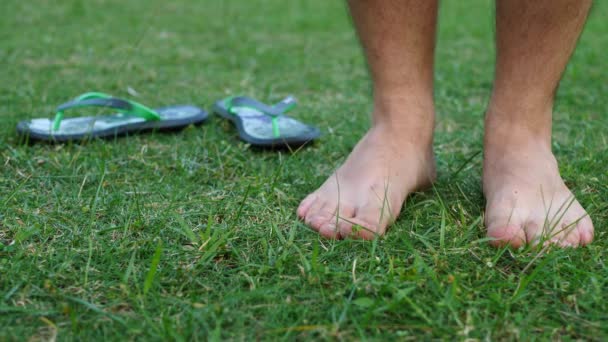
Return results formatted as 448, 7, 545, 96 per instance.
226, 96, 297, 138
52, 92, 161, 131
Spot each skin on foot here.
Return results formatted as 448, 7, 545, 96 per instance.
297, 124, 435, 240
483, 122, 594, 248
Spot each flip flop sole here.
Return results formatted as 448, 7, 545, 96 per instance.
213, 100, 320, 148
17, 105, 208, 142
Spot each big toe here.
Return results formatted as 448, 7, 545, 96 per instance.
297, 194, 317, 219
304, 202, 337, 231
487, 223, 526, 248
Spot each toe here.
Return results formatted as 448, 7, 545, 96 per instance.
319, 221, 341, 239
354, 203, 393, 229
524, 219, 577, 248
318, 204, 357, 240
338, 203, 392, 240
577, 215, 594, 246
487, 223, 526, 248
336, 219, 353, 239
339, 217, 380, 240
305, 203, 336, 231
308, 214, 333, 231
556, 221, 580, 247
485, 210, 526, 248
303, 200, 326, 230
336, 215, 358, 239
335, 203, 356, 221
523, 221, 548, 247
297, 194, 317, 219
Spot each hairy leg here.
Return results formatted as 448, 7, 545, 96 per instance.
297, 0, 438, 239
484, 0, 594, 247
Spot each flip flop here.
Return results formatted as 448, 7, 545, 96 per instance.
213, 95, 320, 148
17, 92, 208, 142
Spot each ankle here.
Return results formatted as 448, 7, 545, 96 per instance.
484, 104, 553, 150
371, 95, 435, 144
486, 93, 553, 128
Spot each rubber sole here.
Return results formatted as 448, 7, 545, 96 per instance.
213, 100, 320, 148
17, 106, 209, 143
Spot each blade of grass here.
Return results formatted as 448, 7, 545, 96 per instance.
143, 240, 163, 296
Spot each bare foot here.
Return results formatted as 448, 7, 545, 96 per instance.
297, 123, 435, 239
483, 116, 594, 248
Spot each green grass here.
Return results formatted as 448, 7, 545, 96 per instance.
1, 0, 607, 340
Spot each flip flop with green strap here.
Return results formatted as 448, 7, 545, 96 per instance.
213, 95, 320, 148
17, 92, 208, 142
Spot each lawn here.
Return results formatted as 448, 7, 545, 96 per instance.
1, 0, 607, 340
